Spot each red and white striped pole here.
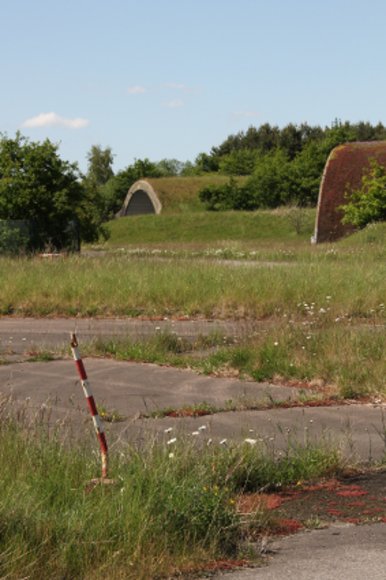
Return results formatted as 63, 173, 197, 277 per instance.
70, 332, 108, 479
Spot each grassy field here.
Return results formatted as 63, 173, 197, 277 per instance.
0, 247, 384, 318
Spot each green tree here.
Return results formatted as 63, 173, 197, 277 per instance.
199, 177, 251, 211
341, 160, 386, 227
154, 158, 185, 176
245, 150, 292, 208
219, 149, 260, 175
83, 145, 114, 222
0, 133, 105, 250
86, 145, 114, 185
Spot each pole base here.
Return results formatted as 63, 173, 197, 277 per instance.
85, 477, 116, 493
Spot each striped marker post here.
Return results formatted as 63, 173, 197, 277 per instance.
70, 332, 109, 479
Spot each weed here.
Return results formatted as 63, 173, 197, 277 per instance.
97, 404, 126, 422
27, 350, 56, 362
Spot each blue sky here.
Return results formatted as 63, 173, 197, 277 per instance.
1, 0, 386, 173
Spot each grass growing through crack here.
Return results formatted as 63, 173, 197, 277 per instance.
0, 411, 342, 579
88, 323, 386, 400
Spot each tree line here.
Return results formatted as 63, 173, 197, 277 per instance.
196, 120, 386, 210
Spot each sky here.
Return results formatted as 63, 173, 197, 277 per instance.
1, 0, 386, 173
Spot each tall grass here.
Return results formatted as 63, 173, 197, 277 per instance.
0, 253, 385, 319
0, 415, 341, 578
90, 323, 386, 399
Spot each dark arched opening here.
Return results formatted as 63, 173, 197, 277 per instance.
126, 190, 156, 215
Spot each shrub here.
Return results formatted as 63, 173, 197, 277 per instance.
341, 160, 386, 228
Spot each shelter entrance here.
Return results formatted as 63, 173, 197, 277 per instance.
126, 190, 156, 215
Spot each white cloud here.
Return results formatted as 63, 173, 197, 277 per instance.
22, 112, 89, 129
164, 99, 184, 109
127, 85, 147, 94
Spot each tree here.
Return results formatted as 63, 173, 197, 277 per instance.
83, 145, 115, 223
86, 145, 114, 186
218, 149, 260, 175
199, 177, 252, 211
341, 160, 386, 228
245, 150, 292, 208
154, 158, 185, 176
0, 133, 105, 250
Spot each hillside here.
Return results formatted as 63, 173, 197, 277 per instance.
144, 175, 246, 213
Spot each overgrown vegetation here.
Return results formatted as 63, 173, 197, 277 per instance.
88, 320, 386, 401
0, 245, 384, 318
342, 160, 386, 228
0, 413, 341, 578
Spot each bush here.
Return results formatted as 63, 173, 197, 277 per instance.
0, 220, 29, 254
341, 160, 386, 228
199, 177, 254, 211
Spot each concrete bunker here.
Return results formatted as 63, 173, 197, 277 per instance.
313, 141, 386, 243
117, 180, 162, 217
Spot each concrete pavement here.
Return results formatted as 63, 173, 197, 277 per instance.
0, 358, 385, 461
0, 316, 262, 356
210, 523, 386, 579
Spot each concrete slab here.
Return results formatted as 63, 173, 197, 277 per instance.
0, 359, 385, 461
212, 523, 386, 579
0, 316, 262, 355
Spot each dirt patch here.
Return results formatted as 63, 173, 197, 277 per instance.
238, 470, 386, 534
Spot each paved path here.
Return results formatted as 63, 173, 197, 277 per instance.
0, 316, 263, 355
0, 358, 385, 461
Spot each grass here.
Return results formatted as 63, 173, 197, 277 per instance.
0, 410, 342, 579
0, 251, 385, 319
102, 207, 315, 247
88, 322, 386, 400
146, 175, 247, 214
